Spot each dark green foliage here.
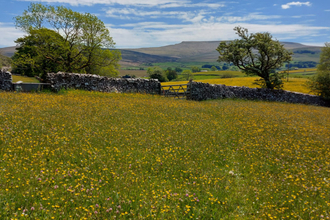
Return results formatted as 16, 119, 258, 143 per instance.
308, 43, 330, 100
217, 27, 292, 89
12, 28, 65, 78
147, 67, 168, 82
293, 50, 316, 54
222, 64, 229, 70
307, 71, 330, 100
286, 61, 318, 69
165, 67, 178, 81
318, 43, 330, 72
13, 3, 121, 78
175, 67, 183, 73
191, 66, 201, 73
202, 64, 221, 70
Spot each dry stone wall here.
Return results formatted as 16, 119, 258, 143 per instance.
187, 81, 329, 107
0, 70, 12, 91
46, 72, 161, 94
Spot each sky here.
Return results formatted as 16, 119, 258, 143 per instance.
0, 0, 329, 49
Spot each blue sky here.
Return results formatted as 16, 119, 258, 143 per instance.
0, 0, 329, 48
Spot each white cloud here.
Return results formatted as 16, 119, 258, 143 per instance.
159, 2, 225, 8
216, 13, 281, 23
105, 7, 208, 23
281, 1, 312, 9
108, 21, 329, 48
19, 0, 224, 7
0, 23, 24, 47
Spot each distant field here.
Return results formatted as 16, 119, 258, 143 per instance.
285, 68, 317, 73
12, 75, 40, 83
193, 70, 245, 76
1, 90, 329, 219
163, 77, 312, 94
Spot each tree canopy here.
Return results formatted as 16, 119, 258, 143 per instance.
182, 69, 193, 80
147, 67, 168, 82
307, 43, 330, 100
12, 3, 121, 79
165, 68, 178, 81
318, 42, 330, 71
191, 66, 201, 73
217, 27, 292, 89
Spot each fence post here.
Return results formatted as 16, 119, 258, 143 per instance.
186, 79, 193, 100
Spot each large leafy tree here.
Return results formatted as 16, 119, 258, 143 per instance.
13, 3, 121, 78
307, 43, 330, 100
217, 27, 292, 89
12, 28, 67, 77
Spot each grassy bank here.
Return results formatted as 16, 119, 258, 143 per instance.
0, 90, 329, 219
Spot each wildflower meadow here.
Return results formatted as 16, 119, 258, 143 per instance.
0, 90, 329, 219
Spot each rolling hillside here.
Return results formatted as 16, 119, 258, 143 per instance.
0, 41, 323, 64
0, 46, 17, 57
131, 41, 323, 62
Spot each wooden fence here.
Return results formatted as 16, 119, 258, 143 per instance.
160, 83, 189, 98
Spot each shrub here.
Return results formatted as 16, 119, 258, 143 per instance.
307, 71, 330, 100
147, 67, 168, 82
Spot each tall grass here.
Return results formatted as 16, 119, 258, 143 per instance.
0, 91, 329, 219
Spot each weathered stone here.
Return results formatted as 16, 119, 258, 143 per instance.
45, 72, 161, 94
187, 81, 329, 107
0, 70, 13, 91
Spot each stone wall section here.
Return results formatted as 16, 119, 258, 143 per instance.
0, 70, 12, 91
46, 72, 161, 94
187, 81, 329, 107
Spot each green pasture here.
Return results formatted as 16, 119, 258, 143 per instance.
0, 90, 329, 219
12, 75, 40, 83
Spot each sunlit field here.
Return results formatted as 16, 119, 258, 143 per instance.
163, 77, 312, 94
0, 90, 329, 219
12, 75, 40, 83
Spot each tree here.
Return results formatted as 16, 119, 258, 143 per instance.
13, 3, 121, 78
318, 43, 330, 71
12, 28, 67, 78
211, 66, 217, 71
307, 43, 330, 100
165, 67, 178, 81
147, 67, 168, 82
191, 66, 201, 73
175, 67, 183, 73
182, 69, 193, 80
217, 27, 292, 89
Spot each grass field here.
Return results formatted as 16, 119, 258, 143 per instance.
163, 77, 312, 94
0, 90, 329, 219
281, 68, 317, 79
12, 75, 40, 83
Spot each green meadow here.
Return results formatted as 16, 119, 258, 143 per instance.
0, 90, 329, 219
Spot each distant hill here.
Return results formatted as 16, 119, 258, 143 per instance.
117, 49, 178, 64
131, 41, 323, 62
0, 46, 17, 57
0, 41, 323, 65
